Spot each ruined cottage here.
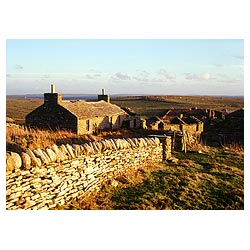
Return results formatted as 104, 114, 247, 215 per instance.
147, 109, 204, 135
26, 85, 140, 134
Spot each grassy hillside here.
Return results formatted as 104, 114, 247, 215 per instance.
56, 147, 244, 210
6, 98, 43, 123
112, 95, 244, 118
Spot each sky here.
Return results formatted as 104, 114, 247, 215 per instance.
6, 39, 244, 96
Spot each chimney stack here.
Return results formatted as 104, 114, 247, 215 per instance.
98, 88, 110, 103
51, 83, 55, 93
44, 83, 62, 105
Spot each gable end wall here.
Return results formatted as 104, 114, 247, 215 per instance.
26, 104, 78, 133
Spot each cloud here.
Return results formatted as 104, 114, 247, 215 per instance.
185, 72, 211, 80
141, 70, 149, 75
84, 73, 101, 80
113, 72, 131, 80
201, 73, 211, 80
151, 78, 168, 83
136, 70, 150, 77
159, 69, 176, 79
132, 76, 149, 82
110, 71, 177, 84
213, 64, 224, 67
232, 55, 244, 59
220, 79, 240, 83
40, 74, 52, 81
85, 74, 94, 79
15, 64, 23, 69
218, 79, 243, 86
89, 69, 102, 73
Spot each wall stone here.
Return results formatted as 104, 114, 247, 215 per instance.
6, 136, 171, 210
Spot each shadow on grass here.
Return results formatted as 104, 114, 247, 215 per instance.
109, 169, 206, 210
6, 142, 25, 154
107, 159, 244, 210
110, 170, 177, 210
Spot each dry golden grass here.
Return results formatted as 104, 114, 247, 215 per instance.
223, 142, 244, 156
6, 125, 99, 152
6, 124, 146, 153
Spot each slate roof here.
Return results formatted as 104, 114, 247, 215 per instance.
163, 108, 207, 120
226, 108, 244, 118
183, 115, 202, 124
147, 116, 162, 124
61, 100, 127, 119
170, 117, 188, 125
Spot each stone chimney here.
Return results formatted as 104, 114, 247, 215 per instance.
51, 83, 55, 93
44, 84, 62, 105
98, 88, 110, 103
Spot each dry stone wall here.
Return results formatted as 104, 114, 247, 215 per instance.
6, 137, 171, 210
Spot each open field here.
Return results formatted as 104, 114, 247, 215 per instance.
6, 98, 43, 124
6, 95, 244, 123
55, 147, 244, 210
112, 95, 244, 118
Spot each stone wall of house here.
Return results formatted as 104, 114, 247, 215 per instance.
182, 124, 198, 134
78, 116, 111, 134
77, 114, 140, 135
6, 137, 171, 210
163, 123, 203, 135
163, 124, 181, 131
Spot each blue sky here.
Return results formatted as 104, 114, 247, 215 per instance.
6, 39, 244, 95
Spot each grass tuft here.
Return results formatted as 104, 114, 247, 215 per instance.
6, 125, 141, 152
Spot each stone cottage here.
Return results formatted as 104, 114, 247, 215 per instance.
26, 84, 140, 134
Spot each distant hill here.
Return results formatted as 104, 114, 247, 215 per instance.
7, 94, 244, 100
6, 94, 244, 124
7, 94, 97, 101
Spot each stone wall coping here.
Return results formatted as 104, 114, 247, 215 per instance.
6, 137, 168, 172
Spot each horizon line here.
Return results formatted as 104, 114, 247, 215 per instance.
6, 93, 244, 98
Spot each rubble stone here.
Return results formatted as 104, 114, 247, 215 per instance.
20, 152, 32, 169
